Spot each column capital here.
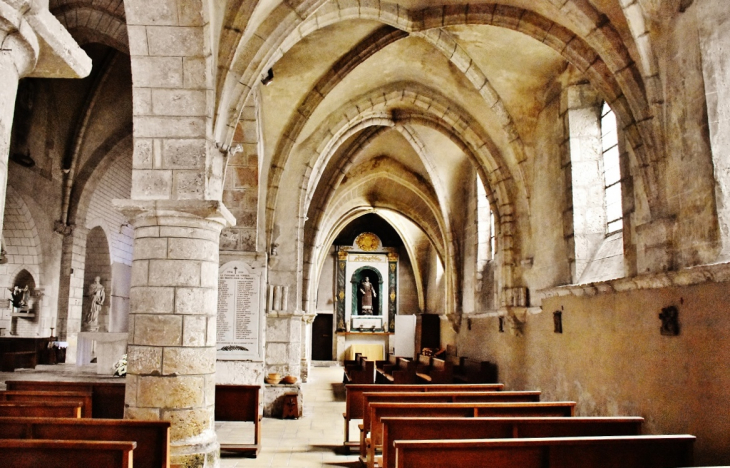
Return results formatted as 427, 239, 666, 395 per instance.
112, 199, 237, 229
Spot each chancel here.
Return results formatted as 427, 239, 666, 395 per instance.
1, 0, 730, 467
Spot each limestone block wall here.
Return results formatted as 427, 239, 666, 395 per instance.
456, 269, 730, 465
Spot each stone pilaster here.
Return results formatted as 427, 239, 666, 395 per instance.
115, 199, 234, 468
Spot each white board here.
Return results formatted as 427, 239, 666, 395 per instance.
393, 315, 416, 359
216, 261, 264, 361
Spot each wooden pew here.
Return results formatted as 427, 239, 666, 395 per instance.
0, 416, 170, 468
344, 358, 376, 384
5, 380, 125, 418
363, 401, 576, 464
415, 357, 453, 383
376, 358, 417, 384
343, 383, 505, 447
452, 358, 498, 384
215, 384, 261, 456
361, 391, 541, 443
360, 392, 541, 465
379, 416, 644, 468
0, 439, 136, 468
0, 401, 82, 418
0, 390, 93, 418
393, 435, 695, 468
1, 351, 37, 372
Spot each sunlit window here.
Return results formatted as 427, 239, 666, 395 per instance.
602, 102, 622, 234
476, 175, 495, 262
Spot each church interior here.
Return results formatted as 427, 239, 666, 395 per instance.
1, 0, 730, 466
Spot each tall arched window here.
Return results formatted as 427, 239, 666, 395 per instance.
602, 102, 622, 234
476, 175, 495, 263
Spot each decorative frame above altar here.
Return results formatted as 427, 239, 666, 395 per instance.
335, 232, 398, 333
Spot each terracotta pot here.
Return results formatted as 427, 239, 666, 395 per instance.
282, 375, 297, 385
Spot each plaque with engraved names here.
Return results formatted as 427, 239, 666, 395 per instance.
216, 261, 263, 360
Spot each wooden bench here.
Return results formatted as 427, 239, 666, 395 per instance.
0, 390, 93, 418
379, 416, 644, 468
415, 357, 453, 383
363, 401, 576, 464
376, 358, 417, 384
452, 358, 498, 384
0, 439, 136, 468
1, 351, 37, 372
215, 384, 261, 456
344, 358, 376, 384
360, 392, 541, 464
0, 401, 82, 418
393, 435, 695, 468
5, 380, 125, 418
0, 416, 170, 468
343, 383, 505, 447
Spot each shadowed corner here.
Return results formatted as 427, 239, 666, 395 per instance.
309, 444, 350, 455
323, 462, 362, 467
331, 382, 346, 401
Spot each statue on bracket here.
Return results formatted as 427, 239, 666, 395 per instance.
82, 276, 105, 332
359, 276, 376, 315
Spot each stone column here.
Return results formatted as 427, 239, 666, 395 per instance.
1, 4, 91, 236
0, 8, 38, 236
115, 199, 234, 468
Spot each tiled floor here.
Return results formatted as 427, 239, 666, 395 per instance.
1, 363, 361, 468
219, 365, 361, 467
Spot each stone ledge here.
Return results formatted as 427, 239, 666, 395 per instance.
535, 261, 730, 302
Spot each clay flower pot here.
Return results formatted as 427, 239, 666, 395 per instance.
281, 375, 297, 385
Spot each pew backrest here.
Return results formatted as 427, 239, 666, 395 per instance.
0, 439, 136, 468
393, 435, 695, 468
369, 401, 576, 451
345, 383, 505, 420
0, 416, 170, 468
361, 391, 541, 431
380, 416, 644, 468
215, 385, 260, 422
0, 401, 82, 418
5, 380, 125, 418
0, 390, 93, 418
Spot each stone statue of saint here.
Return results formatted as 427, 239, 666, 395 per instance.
8, 285, 28, 312
359, 276, 376, 315
82, 277, 105, 331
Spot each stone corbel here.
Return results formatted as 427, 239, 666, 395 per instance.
1, 1, 91, 79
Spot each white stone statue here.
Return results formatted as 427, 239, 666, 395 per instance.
82, 276, 105, 331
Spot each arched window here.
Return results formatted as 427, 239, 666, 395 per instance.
602, 102, 623, 234
476, 175, 495, 264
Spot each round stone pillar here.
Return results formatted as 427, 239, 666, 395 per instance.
115, 200, 235, 468
0, 15, 39, 236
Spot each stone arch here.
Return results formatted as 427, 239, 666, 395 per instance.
2, 187, 42, 285
51, 1, 129, 53
219, 1, 662, 213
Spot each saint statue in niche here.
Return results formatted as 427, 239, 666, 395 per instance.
8, 285, 29, 312
359, 276, 376, 315
82, 277, 105, 332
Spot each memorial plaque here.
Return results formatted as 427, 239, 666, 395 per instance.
217, 261, 263, 360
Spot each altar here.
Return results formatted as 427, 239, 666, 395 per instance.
333, 232, 399, 362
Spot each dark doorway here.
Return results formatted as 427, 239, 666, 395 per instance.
311, 314, 334, 361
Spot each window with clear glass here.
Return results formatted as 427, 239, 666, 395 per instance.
602, 102, 622, 234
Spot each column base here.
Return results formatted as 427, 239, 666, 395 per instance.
170, 438, 220, 468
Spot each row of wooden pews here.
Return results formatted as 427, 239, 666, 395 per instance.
361, 353, 499, 386
344, 380, 698, 468
0, 379, 264, 465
